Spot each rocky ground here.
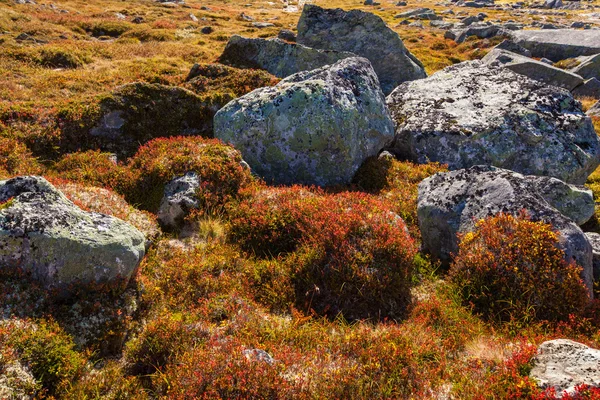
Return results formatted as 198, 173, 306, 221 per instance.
4, 0, 600, 398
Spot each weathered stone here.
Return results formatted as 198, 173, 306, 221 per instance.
387, 61, 600, 185
531, 339, 600, 394
417, 166, 594, 292
510, 29, 600, 61
214, 57, 394, 186
587, 100, 600, 116
585, 232, 600, 281
297, 5, 426, 95
394, 7, 431, 17
571, 53, 600, 79
0, 176, 146, 293
573, 77, 600, 98
157, 172, 200, 232
277, 29, 296, 42
445, 23, 509, 43
217, 35, 355, 79
495, 39, 532, 56
482, 48, 584, 90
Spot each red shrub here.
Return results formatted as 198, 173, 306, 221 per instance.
0, 137, 43, 178
450, 213, 589, 323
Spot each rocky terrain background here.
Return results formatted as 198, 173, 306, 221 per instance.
3, 0, 600, 398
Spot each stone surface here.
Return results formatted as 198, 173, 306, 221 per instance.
386, 61, 600, 185
482, 48, 584, 90
571, 53, 600, 80
214, 57, 394, 186
585, 232, 600, 281
530, 339, 600, 394
217, 35, 355, 79
510, 29, 600, 61
297, 5, 426, 95
0, 176, 146, 292
157, 172, 200, 232
587, 100, 600, 116
444, 23, 509, 43
573, 77, 600, 98
417, 166, 594, 292
495, 39, 532, 56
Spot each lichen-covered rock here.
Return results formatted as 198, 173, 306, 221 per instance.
417, 166, 593, 292
387, 61, 600, 185
297, 5, 426, 95
0, 176, 146, 293
530, 339, 600, 395
511, 29, 600, 62
218, 35, 355, 79
214, 57, 394, 186
482, 48, 584, 91
445, 23, 509, 44
157, 172, 201, 232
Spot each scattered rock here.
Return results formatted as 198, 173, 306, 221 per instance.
495, 39, 532, 56
571, 53, 600, 80
482, 48, 584, 90
243, 349, 275, 365
417, 166, 594, 291
445, 23, 509, 43
218, 35, 355, 79
510, 29, 600, 61
297, 5, 426, 95
386, 61, 600, 185
200, 26, 213, 34
0, 176, 146, 293
277, 29, 296, 42
573, 77, 600, 98
585, 232, 600, 280
530, 339, 600, 395
157, 172, 200, 232
252, 22, 275, 28
214, 57, 394, 186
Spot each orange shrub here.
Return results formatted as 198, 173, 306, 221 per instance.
450, 213, 589, 323
126, 136, 255, 212
229, 188, 418, 320
0, 137, 43, 178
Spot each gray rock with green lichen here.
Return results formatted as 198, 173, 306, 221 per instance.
297, 5, 426, 95
417, 165, 594, 294
387, 61, 600, 185
214, 57, 394, 186
218, 35, 356, 78
0, 176, 146, 293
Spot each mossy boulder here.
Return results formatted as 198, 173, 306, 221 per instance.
0, 176, 146, 294
214, 57, 394, 186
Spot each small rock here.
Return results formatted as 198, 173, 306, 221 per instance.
200, 26, 213, 34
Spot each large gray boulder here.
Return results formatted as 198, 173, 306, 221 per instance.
296, 5, 426, 95
214, 57, 394, 186
573, 77, 600, 99
571, 53, 600, 80
387, 61, 600, 185
417, 166, 594, 292
482, 48, 584, 91
0, 176, 146, 292
530, 339, 600, 394
217, 35, 355, 79
510, 30, 600, 61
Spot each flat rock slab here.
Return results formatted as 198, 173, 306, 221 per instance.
482, 48, 584, 91
0, 176, 146, 293
531, 339, 600, 395
417, 165, 594, 292
387, 61, 600, 185
572, 53, 600, 80
510, 30, 600, 61
214, 57, 394, 186
573, 77, 600, 98
297, 5, 426, 95
218, 35, 355, 79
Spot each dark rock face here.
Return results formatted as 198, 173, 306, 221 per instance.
297, 5, 426, 95
386, 61, 600, 185
510, 29, 600, 61
482, 48, 584, 90
417, 166, 594, 293
585, 232, 600, 281
571, 53, 600, 80
0, 176, 146, 293
573, 78, 600, 99
157, 172, 200, 232
214, 57, 394, 186
217, 35, 355, 79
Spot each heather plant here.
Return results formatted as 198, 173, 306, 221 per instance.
183, 63, 280, 97
0, 137, 43, 178
126, 136, 255, 213
450, 213, 589, 323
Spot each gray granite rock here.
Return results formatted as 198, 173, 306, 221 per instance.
387, 61, 600, 185
571, 53, 600, 80
585, 232, 600, 281
511, 29, 600, 61
214, 57, 394, 186
573, 77, 600, 98
157, 172, 201, 232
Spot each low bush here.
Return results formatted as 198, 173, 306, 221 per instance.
0, 137, 42, 178
450, 213, 589, 323
126, 136, 255, 213
184, 63, 279, 97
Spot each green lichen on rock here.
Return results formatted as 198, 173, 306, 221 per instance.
0, 176, 146, 294
214, 57, 394, 186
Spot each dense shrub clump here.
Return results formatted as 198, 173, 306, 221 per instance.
126, 136, 255, 213
229, 187, 418, 320
450, 213, 589, 323
0, 137, 43, 178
